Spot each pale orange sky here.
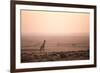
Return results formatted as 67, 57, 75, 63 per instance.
21, 10, 90, 36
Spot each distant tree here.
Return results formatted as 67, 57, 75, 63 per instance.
72, 43, 76, 47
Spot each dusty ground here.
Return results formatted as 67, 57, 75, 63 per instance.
21, 49, 89, 63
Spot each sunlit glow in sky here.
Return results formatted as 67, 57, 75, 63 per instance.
21, 10, 90, 36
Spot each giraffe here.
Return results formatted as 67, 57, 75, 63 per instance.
40, 40, 46, 52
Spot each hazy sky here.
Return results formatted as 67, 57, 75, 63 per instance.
21, 10, 90, 36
